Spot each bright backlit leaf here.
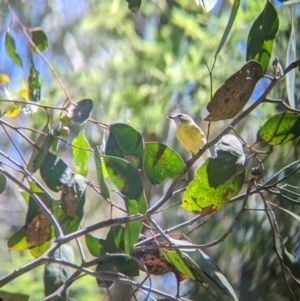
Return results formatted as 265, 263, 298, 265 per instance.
0, 73, 10, 85
7, 226, 28, 251
5, 30, 23, 68
257, 112, 300, 145
144, 142, 185, 185
182, 159, 245, 215
72, 130, 90, 176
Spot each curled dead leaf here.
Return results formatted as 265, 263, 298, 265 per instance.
205, 61, 263, 121
26, 209, 51, 248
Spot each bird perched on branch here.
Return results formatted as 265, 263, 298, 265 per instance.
168, 113, 211, 159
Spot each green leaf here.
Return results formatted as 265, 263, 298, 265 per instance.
85, 233, 105, 257
7, 226, 28, 251
0, 173, 7, 194
182, 159, 245, 214
276, 205, 300, 223
257, 112, 300, 145
119, 257, 139, 277
246, 0, 279, 73
286, 18, 296, 109
96, 259, 118, 288
106, 225, 125, 253
215, 0, 240, 57
144, 142, 185, 185
27, 125, 50, 173
28, 63, 41, 102
5, 30, 23, 68
125, 0, 142, 14
95, 226, 139, 287
104, 156, 145, 202
282, 245, 300, 283
264, 160, 300, 187
72, 130, 90, 176
161, 249, 195, 280
104, 156, 147, 254
196, 249, 238, 301
31, 28, 48, 52
208, 134, 247, 187
94, 147, 111, 199
28, 133, 55, 173
51, 128, 61, 153
0, 291, 29, 301
105, 123, 144, 169
30, 238, 53, 258
40, 152, 72, 192
96, 256, 139, 288
70, 99, 93, 125
162, 246, 238, 300
86, 226, 125, 258
44, 245, 74, 300
124, 219, 142, 255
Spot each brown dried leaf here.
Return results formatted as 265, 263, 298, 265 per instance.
60, 184, 77, 218
272, 58, 283, 79
134, 241, 187, 282
26, 209, 51, 248
205, 61, 263, 121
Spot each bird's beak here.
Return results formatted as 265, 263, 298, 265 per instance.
167, 115, 174, 119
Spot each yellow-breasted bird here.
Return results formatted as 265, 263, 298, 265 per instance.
168, 113, 211, 159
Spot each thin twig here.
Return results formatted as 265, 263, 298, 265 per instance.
0, 166, 63, 238
198, 178, 254, 248
1, 123, 26, 165
185, 213, 216, 236
259, 191, 296, 301
0, 118, 36, 147
0, 243, 57, 287
0, 150, 56, 203
264, 98, 300, 113
3, 0, 73, 103
0, 98, 69, 110
42, 257, 185, 301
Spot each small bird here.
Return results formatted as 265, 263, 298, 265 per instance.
168, 113, 211, 159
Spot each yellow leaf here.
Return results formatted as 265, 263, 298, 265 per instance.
17, 89, 29, 101
0, 73, 10, 85
5, 103, 22, 117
